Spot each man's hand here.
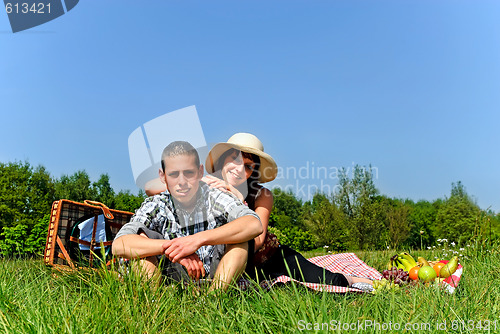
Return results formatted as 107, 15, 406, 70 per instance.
178, 253, 206, 279
162, 235, 203, 263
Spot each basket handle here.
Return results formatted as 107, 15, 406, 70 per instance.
83, 200, 114, 219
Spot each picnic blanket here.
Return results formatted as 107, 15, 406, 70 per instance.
238, 252, 382, 293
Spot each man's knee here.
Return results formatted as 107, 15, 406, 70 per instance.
209, 242, 249, 279
225, 241, 249, 254
131, 256, 158, 279
220, 241, 249, 268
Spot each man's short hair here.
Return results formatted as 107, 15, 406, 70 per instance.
161, 141, 201, 171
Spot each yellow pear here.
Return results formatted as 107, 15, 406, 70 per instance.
440, 256, 459, 278
417, 256, 430, 267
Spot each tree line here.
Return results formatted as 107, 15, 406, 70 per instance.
0, 161, 498, 256
271, 166, 500, 251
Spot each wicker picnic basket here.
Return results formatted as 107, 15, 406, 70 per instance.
43, 199, 133, 270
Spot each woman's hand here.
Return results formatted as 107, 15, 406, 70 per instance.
202, 175, 229, 192
202, 175, 246, 201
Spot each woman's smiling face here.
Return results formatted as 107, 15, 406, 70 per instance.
221, 150, 257, 187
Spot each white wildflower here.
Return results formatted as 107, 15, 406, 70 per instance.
451, 242, 456, 246
427, 246, 431, 250
460, 248, 464, 251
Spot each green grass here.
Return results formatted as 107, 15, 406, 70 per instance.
0, 242, 498, 334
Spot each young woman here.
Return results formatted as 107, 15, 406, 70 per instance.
204, 133, 373, 289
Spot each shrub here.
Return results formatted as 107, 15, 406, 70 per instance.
0, 214, 49, 257
269, 226, 316, 251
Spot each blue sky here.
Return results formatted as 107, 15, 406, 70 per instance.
1, 0, 499, 211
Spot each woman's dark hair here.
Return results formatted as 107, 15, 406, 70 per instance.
241, 151, 261, 210
214, 148, 261, 210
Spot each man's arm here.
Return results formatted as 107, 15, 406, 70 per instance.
112, 234, 165, 259
163, 214, 262, 263
112, 198, 165, 259
198, 214, 262, 245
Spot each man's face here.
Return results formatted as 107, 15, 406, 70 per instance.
159, 154, 203, 209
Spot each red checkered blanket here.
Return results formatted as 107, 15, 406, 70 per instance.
238, 252, 382, 293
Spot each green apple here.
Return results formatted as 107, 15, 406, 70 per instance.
418, 266, 437, 283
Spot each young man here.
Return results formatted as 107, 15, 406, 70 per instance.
112, 141, 262, 290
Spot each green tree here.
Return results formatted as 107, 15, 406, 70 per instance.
55, 170, 96, 202
270, 188, 304, 230
0, 161, 54, 230
353, 199, 387, 250
0, 161, 30, 229
335, 165, 378, 219
334, 165, 382, 250
383, 198, 412, 249
407, 199, 440, 249
114, 189, 146, 212
27, 165, 56, 220
435, 182, 480, 244
303, 193, 347, 250
93, 174, 115, 207
25, 214, 50, 255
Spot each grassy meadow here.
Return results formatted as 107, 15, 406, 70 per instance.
0, 241, 498, 334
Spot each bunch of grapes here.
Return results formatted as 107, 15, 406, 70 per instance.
372, 267, 410, 294
382, 267, 410, 285
372, 278, 399, 293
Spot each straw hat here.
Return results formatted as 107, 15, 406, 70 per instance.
205, 133, 278, 183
